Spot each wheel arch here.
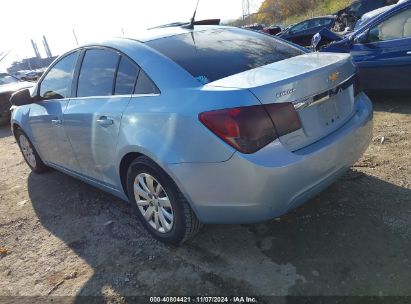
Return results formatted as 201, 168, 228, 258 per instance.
118, 149, 178, 199
119, 151, 144, 198
117, 150, 199, 218
12, 122, 23, 139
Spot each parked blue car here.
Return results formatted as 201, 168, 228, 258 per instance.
318, 0, 411, 92
10, 26, 373, 244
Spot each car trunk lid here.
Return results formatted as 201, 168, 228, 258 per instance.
207, 52, 357, 151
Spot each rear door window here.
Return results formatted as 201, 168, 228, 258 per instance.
115, 56, 139, 95
134, 70, 160, 94
77, 49, 119, 97
146, 28, 304, 84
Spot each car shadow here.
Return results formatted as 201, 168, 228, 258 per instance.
27, 168, 411, 298
370, 94, 411, 115
0, 124, 12, 139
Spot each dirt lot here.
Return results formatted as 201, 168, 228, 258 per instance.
0, 96, 410, 302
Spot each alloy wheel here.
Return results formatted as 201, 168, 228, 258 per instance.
19, 135, 36, 168
133, 173, 174, 233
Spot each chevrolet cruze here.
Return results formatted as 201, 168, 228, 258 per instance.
10, 26, 373, 244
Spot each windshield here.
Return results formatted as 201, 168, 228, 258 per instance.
0, 73, 19, 85
349, 1, 362, 14
146, 28, 305, 84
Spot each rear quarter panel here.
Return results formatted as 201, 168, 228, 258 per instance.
115, 86, 262, 168
108, 37, 265, 167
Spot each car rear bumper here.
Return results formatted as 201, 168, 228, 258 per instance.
167, 93, 373, 224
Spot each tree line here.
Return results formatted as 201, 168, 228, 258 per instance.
229, 0, 352, 26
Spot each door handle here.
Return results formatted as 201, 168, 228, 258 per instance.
96, 116, 114, 126
407, 51, 411, 55
51, 119, 62, 125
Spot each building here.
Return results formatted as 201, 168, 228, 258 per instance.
7, 36, 57, 76
7, 56, 57, 76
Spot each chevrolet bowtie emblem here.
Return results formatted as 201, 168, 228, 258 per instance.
329, 72, 340, 82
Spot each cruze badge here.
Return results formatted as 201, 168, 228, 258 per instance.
328, 72, 340, 83
276, 88, 296, 98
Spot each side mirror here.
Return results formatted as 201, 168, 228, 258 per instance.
354, 30, 369, 44
9, 88, 34, 106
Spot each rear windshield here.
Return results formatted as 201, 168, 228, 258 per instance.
146, 28, 305, 84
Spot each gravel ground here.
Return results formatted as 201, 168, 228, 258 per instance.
0, 96, 410, 302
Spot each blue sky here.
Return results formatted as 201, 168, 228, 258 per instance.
1, 0, 263, 71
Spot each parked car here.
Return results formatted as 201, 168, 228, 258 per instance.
12, 70, 42, 82
13, 71, 29, 80
318, 0, 411, 92
10, 26, 373, 244
263, 25, 283, 35
0, 73, 33, 125
24, 71, 41, 82
277, 16, 337, 47
354, 0, 409, 30
334, 0, 398, 31
242, 23, 265, 32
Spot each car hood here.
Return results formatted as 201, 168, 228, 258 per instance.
0, 81, 34, 94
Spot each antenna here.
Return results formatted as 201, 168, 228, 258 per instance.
0, 50, 11, 63
182, 0, 200, 30
72, 29, 79, 46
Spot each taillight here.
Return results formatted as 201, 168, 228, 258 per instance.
199, 103, 301, 154
264, 102, 302, 137
353, 72, 361, 97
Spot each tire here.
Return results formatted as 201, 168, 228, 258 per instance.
126, 156, 202, 244
15, 129, 48, 173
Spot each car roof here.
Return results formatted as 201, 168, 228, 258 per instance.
292, 16, 336, 25
362, 4, 395, 19
123, 25, 229, 43
306, 15, 337, 20
354, 0, 411, 32
376, 0, 411, 16
362, 0, 410, 20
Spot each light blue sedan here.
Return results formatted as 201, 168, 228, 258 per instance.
10, 26, 373, 244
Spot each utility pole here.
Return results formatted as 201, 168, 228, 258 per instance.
0, 50, 11, 64
26, 57, 32, 70
242, 0, 250, 24
72, 29, 79, 46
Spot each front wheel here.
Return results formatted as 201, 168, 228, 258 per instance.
15, 129, 48, 173
126, 156, 202, 244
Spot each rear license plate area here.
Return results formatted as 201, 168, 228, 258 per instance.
319, 97, 340, 126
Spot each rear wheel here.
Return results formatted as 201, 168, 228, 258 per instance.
126, 156, 202, 244
15, 129, 48, 173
